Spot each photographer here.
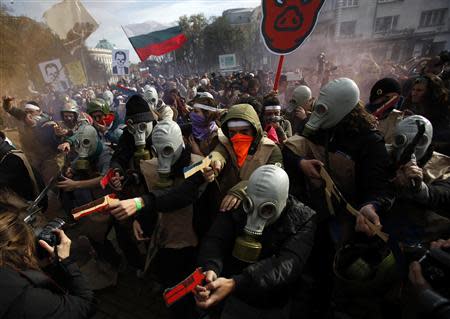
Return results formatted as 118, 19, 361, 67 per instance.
0, 212, 95, 318
262, 93, 292, 145
409, 239, 450, 319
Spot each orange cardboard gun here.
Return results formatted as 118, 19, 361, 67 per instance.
163, 268, 205, 307
71, 194, 119, 220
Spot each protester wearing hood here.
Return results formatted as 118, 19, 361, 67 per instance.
86, 98, 122, 144
194, 165, 316, 318
2, 97, 60, 184
262, 93, 292, 145
187, 96, 220, 156
109, 94, 156, 192
202, 103, 283, 221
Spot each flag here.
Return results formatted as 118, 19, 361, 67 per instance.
122, 21, 187, 61
43, 0, 98, 53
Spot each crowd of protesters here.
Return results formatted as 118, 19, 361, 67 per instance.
0, 50, 449, 319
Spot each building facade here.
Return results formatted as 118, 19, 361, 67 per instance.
87, 39, 118, 82
286, 0, 449, 68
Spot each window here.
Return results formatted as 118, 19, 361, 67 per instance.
378, 0, 397, 3
340, 21, 356, 37
374, 15, 399, 33
339, 0, 359, 8
419, 9, 447, 27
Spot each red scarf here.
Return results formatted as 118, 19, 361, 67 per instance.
230, 133, 254, 168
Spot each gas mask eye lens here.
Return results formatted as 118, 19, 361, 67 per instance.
314, 104, 327, 115
138, 122, 147, 132
162, 146, 173, 157
259, 203, 276, 219
82, 138, 90, 146
243, 196, 254, 213
394, 134, 407, 147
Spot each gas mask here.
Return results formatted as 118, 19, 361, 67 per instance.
304, 78, 360, 136
288, 85, 312, 112
143, 86, 159, 110
74, 125, 99, 172
151, 120, 184, 188
126, 120, 153, 163
392, 115, 433, 162
233, 165, 289, 263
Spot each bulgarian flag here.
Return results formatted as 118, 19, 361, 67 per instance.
122, 21, 187, 61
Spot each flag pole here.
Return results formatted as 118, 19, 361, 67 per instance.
79, 29, 90, 85
121, 25, 144, 62
273, 55, 285, 92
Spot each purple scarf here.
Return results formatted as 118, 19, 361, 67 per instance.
190, 112, 217, 141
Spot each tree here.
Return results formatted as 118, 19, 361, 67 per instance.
175, 14, 208, 74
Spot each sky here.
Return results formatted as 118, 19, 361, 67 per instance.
5, 0, 260, 62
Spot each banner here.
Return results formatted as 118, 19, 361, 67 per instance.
38, 59, 70, 92
65, 60, 87, 86
219, 54, 237, 70
43, 0, 99, 53
261, 0, 325, 55
112, 49, 130, 75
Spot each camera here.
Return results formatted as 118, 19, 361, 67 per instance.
266, 115, 283, 123
36, 218, 66, 247
404, 244, 450, 290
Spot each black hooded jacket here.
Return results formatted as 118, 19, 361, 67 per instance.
0, 258, 95, 319
197, 196, 317, 309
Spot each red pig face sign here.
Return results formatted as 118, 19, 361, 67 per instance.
261, 0, 325, 54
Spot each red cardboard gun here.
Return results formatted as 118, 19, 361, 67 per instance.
163, 268, 206, 307
71, 194, 119, 220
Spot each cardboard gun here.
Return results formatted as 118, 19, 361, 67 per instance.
71, 194, 119, 220
183, 155, 212, 179
320, 167, 389, 243
163, 268, 205, 307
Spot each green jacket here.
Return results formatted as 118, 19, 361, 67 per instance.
209, 104, 283, 199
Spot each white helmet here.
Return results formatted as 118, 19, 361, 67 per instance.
392, 115, 433, 162
305, 78, 360, 132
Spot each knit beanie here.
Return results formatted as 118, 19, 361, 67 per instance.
125, 94, 154, 123
369, 78, 401, 103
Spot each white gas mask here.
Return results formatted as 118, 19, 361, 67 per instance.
305, 78, 360, 133
143, 85, 159, 110
233, 165, 289, 263
126, 120, 153, 147
392, 115, 433, 162
151, 120, 184, 175
288, 85, 312, 112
